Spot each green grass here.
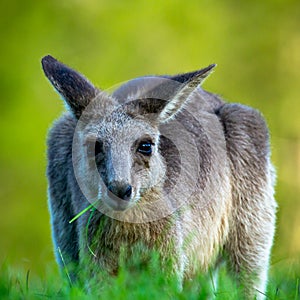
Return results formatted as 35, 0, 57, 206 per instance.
0, 257, 299, 300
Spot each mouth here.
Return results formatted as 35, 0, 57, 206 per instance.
103, 190, 137, 211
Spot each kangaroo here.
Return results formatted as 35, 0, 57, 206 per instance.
42, 55, 277, 299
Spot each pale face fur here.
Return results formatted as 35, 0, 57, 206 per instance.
78, 107, 165, 211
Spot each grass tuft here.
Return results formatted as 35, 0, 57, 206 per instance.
0, 257, 299, 299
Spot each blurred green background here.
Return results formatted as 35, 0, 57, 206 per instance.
0, 0, 299, 277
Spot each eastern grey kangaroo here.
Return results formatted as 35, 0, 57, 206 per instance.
42, 55, 276, 299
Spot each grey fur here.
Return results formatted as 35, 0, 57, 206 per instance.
42, 55, 276, 299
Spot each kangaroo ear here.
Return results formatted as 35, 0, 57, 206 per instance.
167, 67, 215, 84
158, 64, 216, 123
41, 55, 99, 118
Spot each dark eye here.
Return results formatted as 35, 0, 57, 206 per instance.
137, 141, 153, 156
95, 140, 102, 156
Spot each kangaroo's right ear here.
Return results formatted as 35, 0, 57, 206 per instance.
41, 55, 99, 118
158, 64, 216, 123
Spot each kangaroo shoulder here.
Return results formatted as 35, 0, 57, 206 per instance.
217, 103, 270, 152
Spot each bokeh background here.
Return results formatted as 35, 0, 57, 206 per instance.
0, 0, 299, 277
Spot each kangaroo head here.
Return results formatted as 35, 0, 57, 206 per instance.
42, 55, 215, 211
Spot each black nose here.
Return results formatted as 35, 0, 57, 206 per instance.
108, 183, 132, 201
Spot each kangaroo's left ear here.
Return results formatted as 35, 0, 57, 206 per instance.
41, 55, 99, 118
158, 64, 216, 123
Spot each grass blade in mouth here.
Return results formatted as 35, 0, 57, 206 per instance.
69, 199, 99, 224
